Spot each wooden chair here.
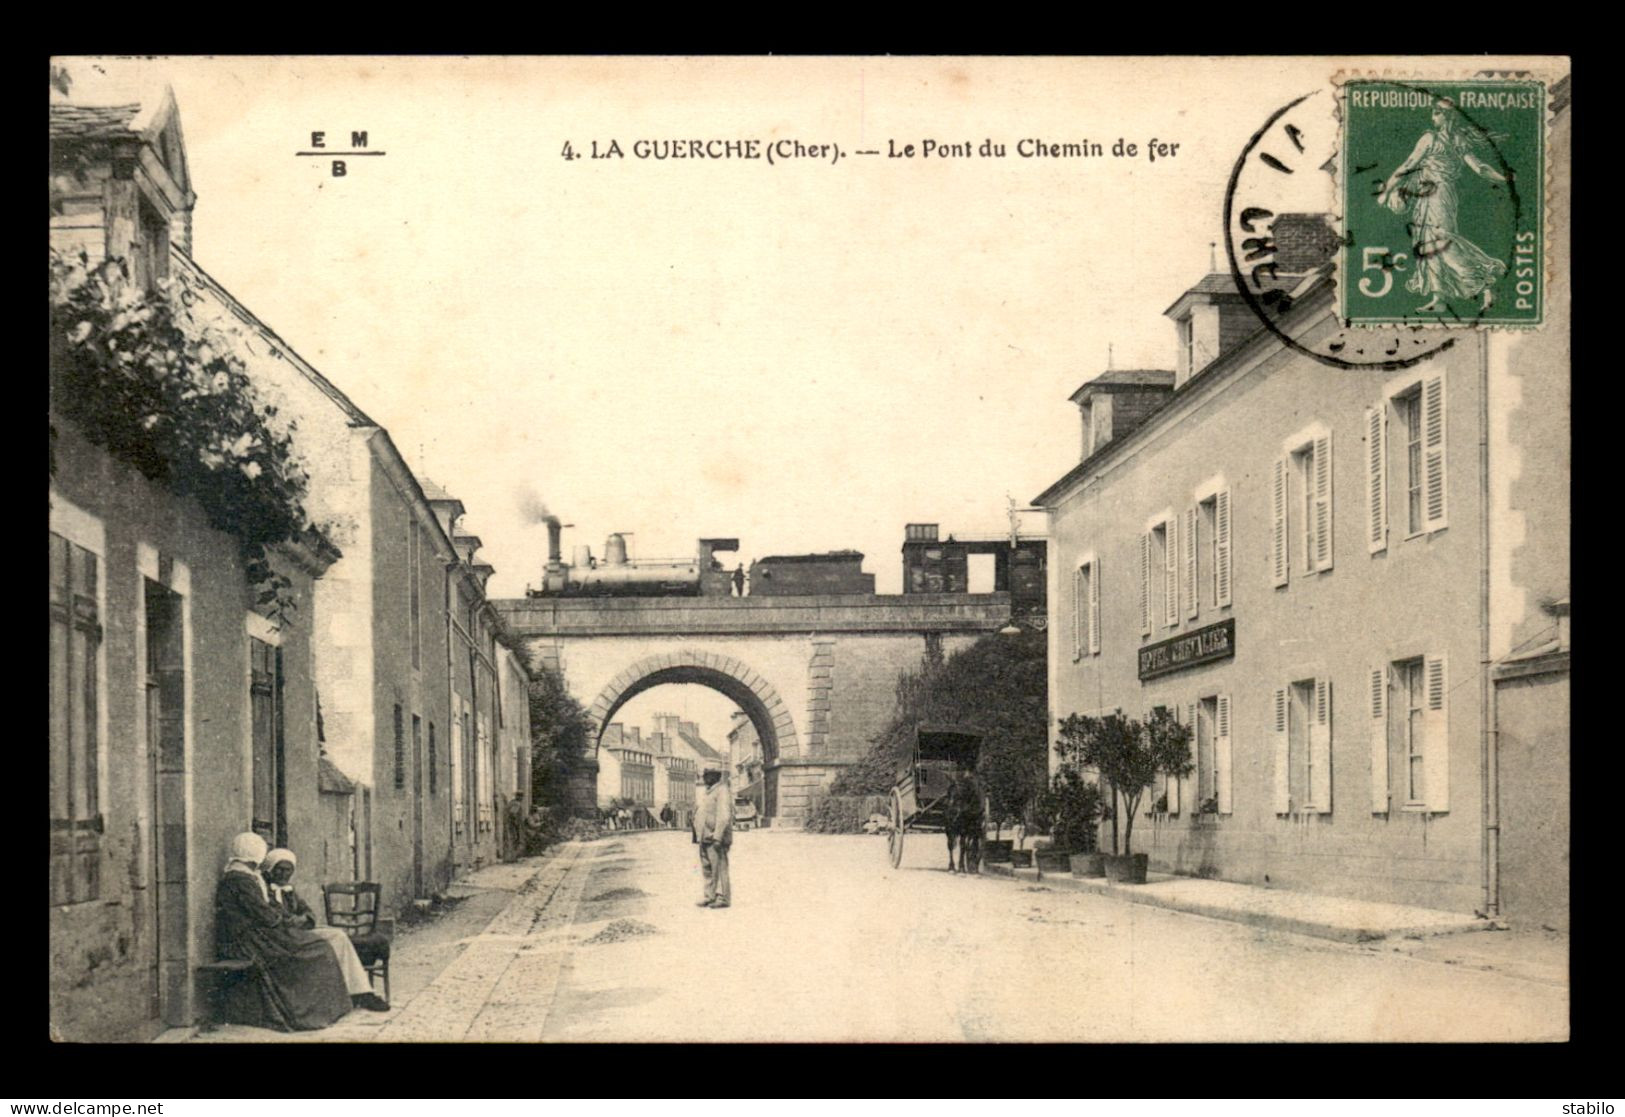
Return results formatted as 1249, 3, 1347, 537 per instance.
321, 882, 392, 1002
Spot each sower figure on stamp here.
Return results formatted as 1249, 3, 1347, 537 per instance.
695, 767, 734, 908
1378, 96, 1510, 313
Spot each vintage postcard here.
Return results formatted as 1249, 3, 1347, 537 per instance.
47, 55, 1570, 1046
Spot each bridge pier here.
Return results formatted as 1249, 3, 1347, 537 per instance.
765, 759, 851, 824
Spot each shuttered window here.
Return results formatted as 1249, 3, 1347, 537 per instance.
1387, 373, 1447, 538
1374, 655, 1450, 814
1310, 677, 1333, 813
1283, 428, 1333, 577
1210, 488, 1234, 608
1073, 555, 1100, 658
1087, 557, 1101, 655
1270, 457, 1289, 587
1138, 532, 1152, 635
1369, 665, 1390, 813
1366, 405, 1388, 553
1215, 694, 1233, 814
476, 715, 493, 830
1275, 677, 1332, 815
49, 530, 102, 905
452, 707, 465, 828
249, 637, 284, 843
1422, 377, 1448, 531
1270, 687, 1290, 813
1072, 564, 1084, 660
1312, 432, 1333, 572
1182, 506, 1198, 620
1422, 654, 1449, 811
1162, 518, 1179, 628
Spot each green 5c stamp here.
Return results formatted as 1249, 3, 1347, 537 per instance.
1341, 79, 1544, 326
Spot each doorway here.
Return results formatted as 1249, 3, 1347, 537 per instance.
144, 579, 189, 1027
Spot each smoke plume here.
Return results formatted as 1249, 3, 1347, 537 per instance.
516, 487, 556, 526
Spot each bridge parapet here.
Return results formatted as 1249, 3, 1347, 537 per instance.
492, 591, 1013, 637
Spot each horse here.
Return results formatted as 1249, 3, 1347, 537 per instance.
943, 772, 985, 873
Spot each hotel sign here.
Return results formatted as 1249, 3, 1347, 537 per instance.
1138, 618, 1235, 681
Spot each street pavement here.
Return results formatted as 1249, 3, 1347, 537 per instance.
178, 829, 1568, 1044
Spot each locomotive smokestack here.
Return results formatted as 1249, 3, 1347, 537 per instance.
544, 515, 563, 569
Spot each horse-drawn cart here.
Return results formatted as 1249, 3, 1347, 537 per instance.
887, 725, 987, 869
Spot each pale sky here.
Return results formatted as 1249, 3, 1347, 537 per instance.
66, 56, 1346, 589
57, 55, 1484, 744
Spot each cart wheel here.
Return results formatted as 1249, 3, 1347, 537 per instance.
888, 790, 905, 869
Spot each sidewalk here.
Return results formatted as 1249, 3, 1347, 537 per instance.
985, 862, 1490, 943
162, 842, 593, 1043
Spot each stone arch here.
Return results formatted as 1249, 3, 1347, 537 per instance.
587, 650, 800, 771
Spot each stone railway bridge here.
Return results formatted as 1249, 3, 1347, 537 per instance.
491, 593, 1011, 822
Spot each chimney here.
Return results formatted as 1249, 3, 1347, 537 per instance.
1164, 215, 1334, 386
1272, 213, 1340, 275
1069, 370, 1176, 460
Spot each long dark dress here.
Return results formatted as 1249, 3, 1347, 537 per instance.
214, 871, 352, 1031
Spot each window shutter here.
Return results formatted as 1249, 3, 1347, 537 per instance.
1311, 677, 1332, 814
1369, 666, 1389, 813
1163, 517, 1179, 628
1216, 694, 1233, 814
1271, 687, 1290, 814
1072, 565, 1083, 659
1423, 374, 1448, 531
1366, 406, 1388, 554
1271, 457, 1289, 587
1087, 558, 1102, 655
1313, 431, 1333, 571
1184, 701, 1198, 810
1423, 653, 1449, 812
1139, 532, 1151, 635
1183, 506, 1198, 619
1215, 488, 1233, 607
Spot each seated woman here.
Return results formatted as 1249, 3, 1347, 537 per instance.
261, 847, 389, 1009
213, 832, 385, 1032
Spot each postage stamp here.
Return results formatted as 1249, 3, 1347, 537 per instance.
1339, 78, 1545, 327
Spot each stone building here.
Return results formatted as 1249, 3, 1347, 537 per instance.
1034, 87, 1569, 922
49, 64, 536, 1047
728, 710, 766, 816
50, 72, 340, 1039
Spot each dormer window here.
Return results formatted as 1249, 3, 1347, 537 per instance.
135, 196, 169, 293
1179, 317, 1194, 379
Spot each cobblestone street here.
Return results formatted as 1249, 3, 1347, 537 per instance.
181, 829, 1567, 1044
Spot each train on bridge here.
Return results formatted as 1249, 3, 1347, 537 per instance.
527, 517, 737, 598
527, 516, 1044, 615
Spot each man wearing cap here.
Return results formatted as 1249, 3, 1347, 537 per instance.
695, 768, 734, 908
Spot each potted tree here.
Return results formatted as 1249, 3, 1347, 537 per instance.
1056, 707, 1192, 884
979, 733, 1041, 866
1031, 767, 1102, 875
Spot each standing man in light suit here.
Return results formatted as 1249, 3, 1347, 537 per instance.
695, 768, 734, 909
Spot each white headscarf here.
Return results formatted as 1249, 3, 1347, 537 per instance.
224, 831, 270, 902
261, 848, 297, 904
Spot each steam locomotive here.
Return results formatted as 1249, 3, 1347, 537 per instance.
527, 517, 739, 598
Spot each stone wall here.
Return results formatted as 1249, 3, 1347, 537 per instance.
49, 423, 325, 1038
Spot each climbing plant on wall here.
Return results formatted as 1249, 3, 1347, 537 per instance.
49, 248, 325, 619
